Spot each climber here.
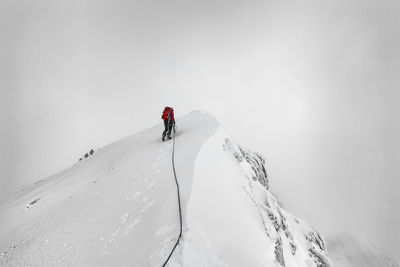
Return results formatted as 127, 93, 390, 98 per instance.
161, 107, 175, 141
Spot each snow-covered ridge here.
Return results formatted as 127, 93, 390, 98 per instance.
0, 111, 331, 266
236, 139, 331, 266
189, 128, 331, 266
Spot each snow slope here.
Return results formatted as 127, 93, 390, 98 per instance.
0, 111, 331, 266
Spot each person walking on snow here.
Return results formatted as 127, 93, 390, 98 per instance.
161, 107, 175, 141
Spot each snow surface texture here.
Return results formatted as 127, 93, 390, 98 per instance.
0, 111, 331, 266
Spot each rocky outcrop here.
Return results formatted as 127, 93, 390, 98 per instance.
223, 137, 331, 267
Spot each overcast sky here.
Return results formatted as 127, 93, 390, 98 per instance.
1, 0, 399, 261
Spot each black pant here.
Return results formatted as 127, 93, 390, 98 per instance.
163, 120, 174, 137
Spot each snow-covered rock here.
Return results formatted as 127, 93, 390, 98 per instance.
0, 111, 331, 266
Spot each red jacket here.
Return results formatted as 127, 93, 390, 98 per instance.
162, 107, 175, 121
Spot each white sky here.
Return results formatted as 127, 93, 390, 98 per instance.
1, 0, 399, 261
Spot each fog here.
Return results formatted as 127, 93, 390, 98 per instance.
1, 0, 399, 261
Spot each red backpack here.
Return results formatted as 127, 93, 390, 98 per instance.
162, 107, 174, 120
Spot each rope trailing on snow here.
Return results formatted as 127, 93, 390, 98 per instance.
162, 124, 183, 267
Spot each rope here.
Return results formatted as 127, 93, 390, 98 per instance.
162, 124, 183, 267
